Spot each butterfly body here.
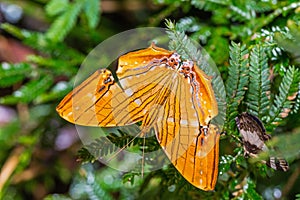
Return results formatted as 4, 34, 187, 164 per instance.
57, 44, 220, 190
235, 112, 289, 171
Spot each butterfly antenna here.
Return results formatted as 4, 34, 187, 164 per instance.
106, 130, 143, 162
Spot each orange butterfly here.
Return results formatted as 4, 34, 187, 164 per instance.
56, 43, 220, 191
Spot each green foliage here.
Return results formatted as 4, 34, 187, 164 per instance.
246, 45, 270, 118
78, 129, 161, 165
0, 75, 54, 104
268, 66, 300, 130
1, 0, 300, 199
274, 20, 300, 64
45, 0, 101, 42
0, 23, 85, 64
0, 63, 32, 87
266, 131, 300, 162
225, 42, 249, 130
46, 163, 142, 200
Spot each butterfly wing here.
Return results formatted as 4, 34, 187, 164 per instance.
235, 112, 289, 171
235, 112, 269, 154
56, 44, 173, 126
141, 66, 219, 191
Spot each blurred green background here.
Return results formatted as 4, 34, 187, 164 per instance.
0, 0, 300, 199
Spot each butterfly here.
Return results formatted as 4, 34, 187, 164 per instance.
56, 43, 220, 191
235, 112, 289, 171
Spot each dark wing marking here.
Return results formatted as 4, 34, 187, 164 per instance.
235, 112, 289, 171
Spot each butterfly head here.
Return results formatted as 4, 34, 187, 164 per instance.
167, 53, 181, 69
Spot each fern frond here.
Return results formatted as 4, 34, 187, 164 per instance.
291, 83, 300, 114
46, 0, 84, 42
34, 81, 72, 104
45, 0, 69, 16
27, 55, 77, 76
0, 75, 53, 104
83, 0, 101, 29
84, 131, 138, 160
77, 147, 96, 163
225, 42, 249, 130
0, 63, 32, 87
1, 24, 85, 61
268, 66, 300, 130
191, 0, 228, 11
246, 45, 271, 119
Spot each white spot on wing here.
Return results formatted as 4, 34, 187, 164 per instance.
125, 88, 134, 96
134, 99, 142, 106
68, 112, 73, 116
167, 117, 174, 122
180, 119, 188, 125
190, 120, 199, 127
119, 79, 127, 87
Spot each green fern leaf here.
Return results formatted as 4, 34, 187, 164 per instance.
83, 0, 101, 29
225, 42, 249, 129
268, 66, 300, 130
0, 75, 53, 104
246, 45, 271, 118
46, 0, 84, 42
191, 0, 228, 11
291, 83, 300, 114
1, 24, 85, 62
27, 55, 77, 76
77, 147, 96, 163
45, 0, 69, 16
34, 81, 72, 104
84, 130, 138, 160
0, 23, 26, 40
0, 63, 32, 87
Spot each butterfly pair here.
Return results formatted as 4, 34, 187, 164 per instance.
56, 44, 220, 191
235, 112, 289, 171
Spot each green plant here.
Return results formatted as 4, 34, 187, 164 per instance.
0, 0, 299, 199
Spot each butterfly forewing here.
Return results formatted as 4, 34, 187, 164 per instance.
56, 44, 173, 127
